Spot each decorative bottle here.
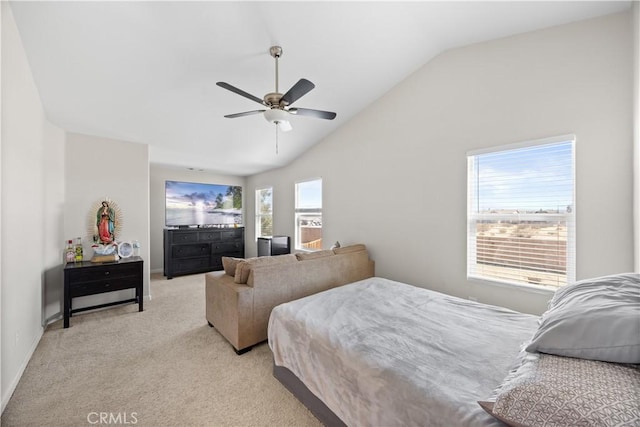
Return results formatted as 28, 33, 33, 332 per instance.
74, 237, 83, 262
65, 240, 75, 263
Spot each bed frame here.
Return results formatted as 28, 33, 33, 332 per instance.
273, 363, 346, 427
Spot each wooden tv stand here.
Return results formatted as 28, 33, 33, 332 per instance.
163, 227, 244, 279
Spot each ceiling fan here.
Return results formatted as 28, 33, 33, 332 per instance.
216, 46, 336, 133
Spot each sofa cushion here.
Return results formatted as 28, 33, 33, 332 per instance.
222, 256, 243, 277
296, 250, 334, 261
234, 254, 298, 284
333, 244, 366, 255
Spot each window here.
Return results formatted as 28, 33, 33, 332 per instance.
467, 135, 575, 289
256, 187, 273, 238
295, 178, 322, 251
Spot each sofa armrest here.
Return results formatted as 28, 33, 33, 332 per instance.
205, 272, 254, 351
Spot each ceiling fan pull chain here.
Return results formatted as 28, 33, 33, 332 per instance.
275, 126, 279, 155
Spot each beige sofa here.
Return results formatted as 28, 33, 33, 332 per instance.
205, 244, 375, 354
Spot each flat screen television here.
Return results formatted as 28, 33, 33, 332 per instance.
165, 180, 242, 227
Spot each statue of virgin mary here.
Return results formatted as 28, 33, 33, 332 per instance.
96, 201, 116, 244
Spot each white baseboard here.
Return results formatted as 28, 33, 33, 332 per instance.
1, 326, 44, 413
45, 312, 62, 326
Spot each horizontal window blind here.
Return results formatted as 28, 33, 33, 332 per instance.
295, 179, 322, 251
256, 187, 273, 238
467, 136, 575, 289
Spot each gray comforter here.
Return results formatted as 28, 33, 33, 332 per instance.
268, 277, 539, 427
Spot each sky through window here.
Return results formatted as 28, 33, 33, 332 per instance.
473, 142, 573, 213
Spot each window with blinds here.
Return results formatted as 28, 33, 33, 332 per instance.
467, 135, 575, 289
256, 187, 273, 238
295, 178, 322, 251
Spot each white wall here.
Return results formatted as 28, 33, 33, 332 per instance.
64, 133, 150, 306
1, 1, 4, 411
247, 11, 634, 316
43, 119, 66, 323
633, 1, 639, 272
1, 2, 66, 410
149, 165, 246, 273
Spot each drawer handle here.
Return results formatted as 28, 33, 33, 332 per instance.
105, 283, 110, 287
104, 271, 110, 276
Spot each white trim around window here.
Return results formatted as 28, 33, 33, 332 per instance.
467, 134, 576, 290
255, 187, 273, 239
294, 178, 322, 251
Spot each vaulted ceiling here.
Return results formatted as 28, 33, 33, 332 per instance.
9, 1, 630, 176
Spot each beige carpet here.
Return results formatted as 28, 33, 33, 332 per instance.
2, 273, 322, 427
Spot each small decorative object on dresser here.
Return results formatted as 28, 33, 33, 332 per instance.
96, 201, 116, 243
64, 240, 75, 263
86, 197, 123, 246
91, 242, 118, 263
118, 241, 134, 258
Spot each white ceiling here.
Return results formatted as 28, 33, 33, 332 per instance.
9, 1, 630, 176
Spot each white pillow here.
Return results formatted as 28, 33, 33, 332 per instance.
525, 273, 640, 363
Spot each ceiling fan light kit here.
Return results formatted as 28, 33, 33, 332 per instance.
263, 108, 288, 123
264, 108, 292, 132
217, 45, 337, 147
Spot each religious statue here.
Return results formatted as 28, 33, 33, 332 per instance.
96, 201, 116, 244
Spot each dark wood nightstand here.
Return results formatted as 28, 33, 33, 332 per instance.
63, 257, 143, 328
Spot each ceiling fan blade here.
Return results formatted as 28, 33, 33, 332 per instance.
278, 120, 293, 132
289, 107, 336, 120
280, 79, 315, 106
224, 110, 265, 118
216, 82, 265, 106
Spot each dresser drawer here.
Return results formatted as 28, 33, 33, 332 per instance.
171, 232, 198, 243
67, 262, 140, 282
221, 229, 243, 240
172, 243, 210, 258
198, 231, 221, 242
69, 276, 140, 298
212, 241, 243, 254
172, 257, 210, 274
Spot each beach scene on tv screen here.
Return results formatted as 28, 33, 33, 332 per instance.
165, 180, 242, 226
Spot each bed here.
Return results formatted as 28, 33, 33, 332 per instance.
268, 275, 640, 427
268, 277, 539, 426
